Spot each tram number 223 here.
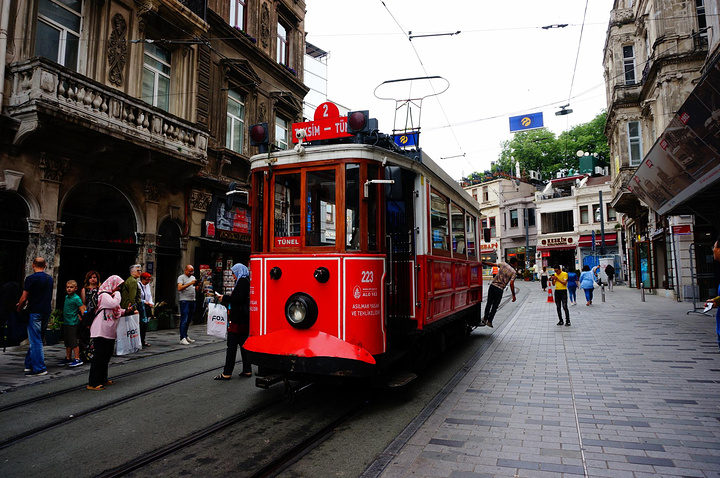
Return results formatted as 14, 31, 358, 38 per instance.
361, 271, 374, 283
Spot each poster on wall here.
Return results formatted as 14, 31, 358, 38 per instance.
216, 202, 251, 233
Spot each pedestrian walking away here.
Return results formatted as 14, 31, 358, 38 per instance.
579, 265, 596, 306
551, 264, 570, 326
605, 263, 615, 291
177, 264, 198, 345
567, 268, 578, 306
214, 263, 253, 380
704, 234, 720, 353
480, 257, 518, 328
540, 266, 548, 291
59, 280, 85, 367
16, 257, 54, 376
88, 275, 131, 390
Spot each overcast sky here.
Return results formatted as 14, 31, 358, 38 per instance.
304, 0, 613, 181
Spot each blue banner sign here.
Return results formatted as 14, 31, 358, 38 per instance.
393, 132, 419, 148
509, 112, 544, 132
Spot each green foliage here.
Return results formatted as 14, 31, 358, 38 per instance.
463, 111, 608, 183
48, 309, 63, 330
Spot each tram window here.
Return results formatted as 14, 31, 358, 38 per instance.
368, 164, 380, 251
346, 164, 360, 250
466, 215, 477, 259
274, 173, 301, 238
253, 172, 265, 252
430, 190, 449, 252
306, 169, 336, 247
451, 203, 465, 256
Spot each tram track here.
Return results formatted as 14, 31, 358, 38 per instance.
0, 347, 224, 413
0, 346, 230, 451
104, 381, 375, 478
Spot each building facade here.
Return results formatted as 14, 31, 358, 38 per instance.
535, 175, 619, 273
603, 0, 716, 300
0, 0, 307, 312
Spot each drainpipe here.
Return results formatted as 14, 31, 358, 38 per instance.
0, 0, 10, 110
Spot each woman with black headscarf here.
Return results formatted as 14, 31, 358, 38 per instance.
213, 263, 252, 380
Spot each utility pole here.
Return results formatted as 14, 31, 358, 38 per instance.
599, 190, 606, 255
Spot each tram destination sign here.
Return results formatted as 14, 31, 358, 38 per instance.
292, 101, 352, 143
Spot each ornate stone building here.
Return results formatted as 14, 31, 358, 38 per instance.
603, 0, 714, 299
0, 0, 307, 312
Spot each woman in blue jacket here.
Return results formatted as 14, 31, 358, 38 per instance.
579, 265, 596, 306
705, 235, 720, 352
567, 269, 579, 305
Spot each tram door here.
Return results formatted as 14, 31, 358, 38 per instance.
384, 167, 416, 342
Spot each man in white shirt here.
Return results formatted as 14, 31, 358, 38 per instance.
177, 264, 198, 345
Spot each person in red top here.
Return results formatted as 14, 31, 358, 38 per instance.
480, 257, 517, 328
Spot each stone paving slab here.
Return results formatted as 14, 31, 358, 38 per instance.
373, 284, 720, 478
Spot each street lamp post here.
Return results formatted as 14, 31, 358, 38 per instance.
598, 190, 605, 255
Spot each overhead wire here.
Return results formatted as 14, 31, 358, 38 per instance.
379, 0, 473, 170
566, 0, 590, 106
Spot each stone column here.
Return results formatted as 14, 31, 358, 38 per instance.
34, 153, 68, 304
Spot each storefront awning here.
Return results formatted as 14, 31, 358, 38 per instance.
628, 52, 720, 218
536, 244, 576, 251
578, 233, 617, 247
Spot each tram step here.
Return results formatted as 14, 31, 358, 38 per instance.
386, 370, 417, 388
255, 374, 284, 389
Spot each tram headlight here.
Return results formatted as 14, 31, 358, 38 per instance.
285, 292, 318, 329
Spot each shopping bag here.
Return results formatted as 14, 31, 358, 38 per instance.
115, 314, 142, 355
206, 303, 228, 340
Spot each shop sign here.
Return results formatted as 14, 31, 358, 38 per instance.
205, 220, 215, 238
540, 237, 573, 246
217, 229, 251, 243
672, 225, 691, 235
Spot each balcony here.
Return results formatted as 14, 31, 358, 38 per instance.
6, 58, 208, 164
609, 82, 642, 106
610, 168, 644, 216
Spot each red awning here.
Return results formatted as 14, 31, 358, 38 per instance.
578, 232, 617, 247
536, 244, 576, 251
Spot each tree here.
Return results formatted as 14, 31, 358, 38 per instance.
463, 111, 608, 183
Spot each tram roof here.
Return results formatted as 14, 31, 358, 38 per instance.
249, 143, 480, 212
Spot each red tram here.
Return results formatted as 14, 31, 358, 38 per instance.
242, 105, 482, 386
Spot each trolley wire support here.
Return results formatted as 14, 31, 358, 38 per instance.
373, 76, 449, 154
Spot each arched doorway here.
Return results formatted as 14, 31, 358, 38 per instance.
155, 219, 182, 310
59, 184, 138, 299
0, 192, 30, 284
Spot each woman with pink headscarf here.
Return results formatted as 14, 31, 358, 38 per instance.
87, 275, 133, 391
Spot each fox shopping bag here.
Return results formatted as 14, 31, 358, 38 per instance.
115, 314, 142, 355
206, 302, 228, 340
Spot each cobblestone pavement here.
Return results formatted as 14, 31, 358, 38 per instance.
373, 284, 720, 478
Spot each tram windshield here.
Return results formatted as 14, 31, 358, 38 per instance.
306, 169, 336, 246
266, 163, 380, 252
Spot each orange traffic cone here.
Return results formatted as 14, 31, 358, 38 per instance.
547, 285, 554, 303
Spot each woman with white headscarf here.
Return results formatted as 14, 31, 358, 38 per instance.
87, 275, 132, 390
214, 263, 252, 380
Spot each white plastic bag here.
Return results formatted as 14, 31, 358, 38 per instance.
115, 314, 142, 355
206, 302, 228, 340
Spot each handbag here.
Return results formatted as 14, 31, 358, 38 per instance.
593, 281, 600, 289
206, 302, 228, 340
115, 314, 142, 355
